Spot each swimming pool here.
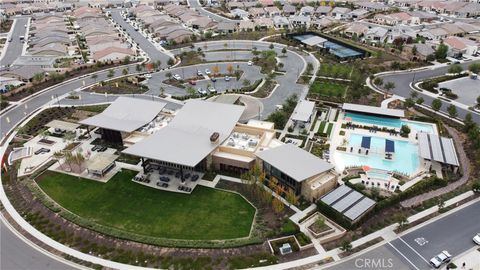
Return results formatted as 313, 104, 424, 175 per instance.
345, 112, 435, 133
334, 133, 420, 176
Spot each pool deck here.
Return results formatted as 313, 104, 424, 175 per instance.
330, 110, 431, 180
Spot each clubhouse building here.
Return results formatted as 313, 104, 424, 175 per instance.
81, 98, 338, 200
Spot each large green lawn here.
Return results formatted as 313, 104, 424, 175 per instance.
37, 170, 255, 240
309, 80, 348, 98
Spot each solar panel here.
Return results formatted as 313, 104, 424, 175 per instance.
344, 197, 376, 221
321, 185, 351, 205
332, 191, 363, 213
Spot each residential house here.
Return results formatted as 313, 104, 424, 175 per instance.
239, 20, 256, 31
315, 6, 331, 17
289, 15, 311, 28
300, 6, 314, 16
282, 4, 296, 16
365, 26, 388, 43
444, 36, 479, 57
217, 21, 237, 33
331, 7, 351, 20
253, 17, 274, 29
264, 6, 281, 17
273, 15, 290, 29
349, 9, 369, 20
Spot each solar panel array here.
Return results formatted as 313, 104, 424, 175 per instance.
321, 185, 376, 222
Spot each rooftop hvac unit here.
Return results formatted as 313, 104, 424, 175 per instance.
228, 138, 235, 146
233, 132, 239, 138
242, 133, 249, 140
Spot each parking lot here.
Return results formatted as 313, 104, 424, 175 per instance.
439, 77, 480, 107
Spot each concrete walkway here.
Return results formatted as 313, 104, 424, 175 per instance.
381, 95, 402, 108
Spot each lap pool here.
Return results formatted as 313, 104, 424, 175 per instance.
334, 133, 420, 176
345, 112, 435, 134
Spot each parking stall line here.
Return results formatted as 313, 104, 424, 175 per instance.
398, 237, 430, 264
388, 242, 420, 270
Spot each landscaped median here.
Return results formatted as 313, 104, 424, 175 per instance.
33, 169, 259, 248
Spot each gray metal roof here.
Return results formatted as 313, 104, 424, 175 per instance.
256, 144, 334, 182
123, 100, 245, 167
343, 197, 376, 221
332, 191, 363, 213
342, 103, 405, 118
418, 133, 459, 166
321, 184, 351, 205
291, 100, 315, 123
320, 185, 376, 221
80, 97, 166, 133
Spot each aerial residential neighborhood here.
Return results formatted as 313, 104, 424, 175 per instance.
1, 0, 480, 269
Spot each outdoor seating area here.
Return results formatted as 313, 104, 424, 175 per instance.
132, 164, 202, 194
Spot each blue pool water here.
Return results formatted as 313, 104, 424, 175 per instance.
367, 171, 391, 180
334, 133, 420, 176
345, 112, 435, 133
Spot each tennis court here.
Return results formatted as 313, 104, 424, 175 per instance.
323, 41, 363, 58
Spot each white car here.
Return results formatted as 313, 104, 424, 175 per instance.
173, 74, 182, 80
224, 76, 230, 81
143, 74, 152, 79
197, 70, 203, 76
430, 251, 451, 268
247, 61, 253, 66
207, 86, 216, 93
205, 69, 211, 75
197, 88, 207, 95
473, 233, 480, 245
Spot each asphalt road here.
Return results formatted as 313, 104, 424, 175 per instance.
0, 16, 29, 66
186, 0, 237, 23
325, 200, 480, 270
0, 219, 78, 270
110, 9, 172, 65
379, 60, 480, 124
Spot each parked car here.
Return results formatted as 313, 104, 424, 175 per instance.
205, 69, 211, 75
143, 74, 152, 79
430, 251, 451, 268
473, 233, 480, 245
224, 76, 230, 81
247, 61, 253, 66
207, 86, 216, 93
210, 77, 216, 82
34, 148, 50, 155
188, 80, 196, 85
197, 88, 207, 95
173, 74, 182, 80
197, 70, 203, 76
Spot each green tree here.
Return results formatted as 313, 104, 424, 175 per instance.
186, 86, 196, 96
122, 68, 128, 76
448, 64, 463, 74
32, 72, 45, 84
269, 43, 274, 49
400, 124, 411, 136
242, 79, 251, 87
373, 77, 384, 87
416, 97, 424, 105
167, 58, 175, 66
412, 45, 417, 55
468, 63, 480, 74
398, 215, 409, 230
281, 47, 287, 56
410, 91, 418, 99
272, 198, 284, 213
447, 104, 457, 118
123, 55, 131, 64
404, 98, 415, 108
473, 180, 480, 193
91, 73, 98, 82
384, 81, 395, 93
107, 69, 115, 78
431, 98, 442, 111
285, 188, 298, 206
434, 43, 448, 60
340, 240, 352, 252
166, 72, 172, 80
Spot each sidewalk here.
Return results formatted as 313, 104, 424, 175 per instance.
448, 247, 480, 270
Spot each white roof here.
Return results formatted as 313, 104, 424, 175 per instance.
292, 100, 315, 122
343, 103, 405, 118
123, 100, 245, 167
418, 133, 459, 166
80, 97, 166, 133
256, 144, 334, 181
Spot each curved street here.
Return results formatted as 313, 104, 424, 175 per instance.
378, 60, 480, 124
